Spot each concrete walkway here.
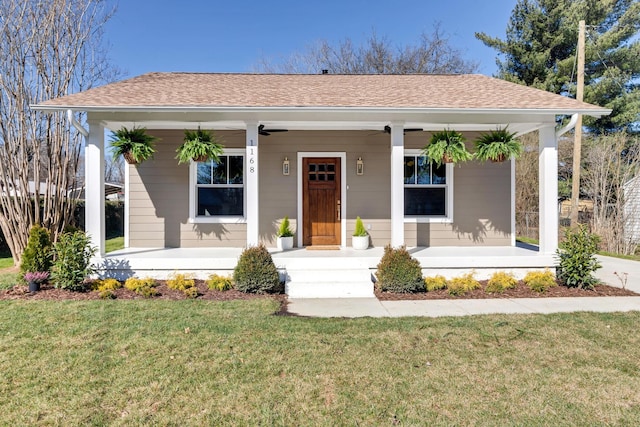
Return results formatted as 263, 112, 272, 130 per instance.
287, 256, 640, 318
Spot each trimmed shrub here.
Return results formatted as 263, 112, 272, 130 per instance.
50, 231, 96, 291
124, 277, 158, 298
375, 245, 423, 293
20, 225, 53, 276
447, 272, 481, 296
524, 269, 557, 293
485, 271, 518, 293
167, 273, 198, 298
207, 274, 233, 291
233, 244, 282, 294
424, 275, 447, 292
94, 278, 122, 299
556, 226, 602, 289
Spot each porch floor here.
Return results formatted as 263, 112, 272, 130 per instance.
99, 242, 555, 280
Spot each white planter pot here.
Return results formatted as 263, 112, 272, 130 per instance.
277, 236, 294, 251
352, 235, 369, 250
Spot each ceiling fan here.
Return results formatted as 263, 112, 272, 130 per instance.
384, 125, 423, 134
258, 124, 288, 136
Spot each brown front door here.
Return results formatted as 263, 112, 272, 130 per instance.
303, 157, 341, 246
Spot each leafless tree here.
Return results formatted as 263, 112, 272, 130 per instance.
583, 133, 640, 255
0, 0, 117, 264
515, 132, 540, 238
255, 24, 478, 74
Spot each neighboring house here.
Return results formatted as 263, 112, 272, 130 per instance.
624, 176, 640, 244
1, 180, 57, 198
33, 73, 610, 297
69, 183, 124, 201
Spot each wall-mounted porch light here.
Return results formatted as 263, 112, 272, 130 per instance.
282, 157, 290, 175
356, 157, 364, 175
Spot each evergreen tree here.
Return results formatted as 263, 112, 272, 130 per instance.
476, 0, 640, 133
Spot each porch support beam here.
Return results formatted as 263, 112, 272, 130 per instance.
85, 120, 105, 256
246, 122, 259, 246
538, 124, 558, 254
390, 122, 405, 246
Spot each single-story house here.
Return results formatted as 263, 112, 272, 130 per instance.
33, 73, 610, 297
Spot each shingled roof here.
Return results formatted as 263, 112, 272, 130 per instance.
35, 72, 608, 115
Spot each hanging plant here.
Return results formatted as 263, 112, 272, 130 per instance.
474, 127, 522, 162
176, 127, 224, 164
423, 129, 473, 166
110, 126, 157, 165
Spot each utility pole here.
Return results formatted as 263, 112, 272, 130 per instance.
570, 20, 586, 227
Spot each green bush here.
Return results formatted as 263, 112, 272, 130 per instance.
20, 224, 52, 275
375, 245, 423, 293
124, 277, 158, 298
485, 271, 518, 293
524, 269, 557, 293
353, 216, 368, 237
50, 231, 96, 291
447, 272, 481, 296
207, 274, 233, 291
424, 275, 447, 292
233, 244, 282, 294
556, 226, 602, 289
167, 273, 198, 298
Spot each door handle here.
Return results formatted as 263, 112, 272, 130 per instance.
337, 200, 341, 221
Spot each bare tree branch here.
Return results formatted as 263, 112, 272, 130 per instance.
254, 24, 478, 74
0, 0, 118, 264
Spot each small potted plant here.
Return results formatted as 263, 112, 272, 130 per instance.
24, 271, 49, 293
352, 216, 369, 250
110, 126, 157, 165
423, 129, 473, 166
474, 127, 522, 162
276, 216, 294, 251
176, 127, 224, 164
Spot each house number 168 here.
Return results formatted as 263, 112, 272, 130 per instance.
248, 147, 256, 174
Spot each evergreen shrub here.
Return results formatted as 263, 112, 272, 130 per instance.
375, 245, 423, 293
233, 244, 282, 294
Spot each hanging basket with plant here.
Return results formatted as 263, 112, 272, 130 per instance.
474, 127, 522, 162
423, 129, 473, 166
110, 126, 157, 165
176, 127, 224, 164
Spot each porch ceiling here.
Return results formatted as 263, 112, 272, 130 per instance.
93, 110, 556, 136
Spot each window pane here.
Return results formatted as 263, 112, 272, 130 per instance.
197, 188, 243, 216
404, 156, 416, 184
228, 156, 243, 184
211, 157, 227, 184
404, 188, 446, 216
327, 164, 335, 172
432, 163, 446, 184
197, 162, 211, 185
416, 156, 431, 184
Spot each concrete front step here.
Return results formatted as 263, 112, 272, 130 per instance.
284, 268, 375, 298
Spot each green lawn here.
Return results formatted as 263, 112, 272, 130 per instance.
0, 253, 14, 269
0, 300, 639, 425
106, 236, 124, 253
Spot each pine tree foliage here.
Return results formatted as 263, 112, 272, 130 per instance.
476, 0, 640, 132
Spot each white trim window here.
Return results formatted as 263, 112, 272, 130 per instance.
189, 149, 245, 223
403, 150, 453, 223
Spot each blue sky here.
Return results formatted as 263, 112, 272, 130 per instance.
104, 0, 517, 78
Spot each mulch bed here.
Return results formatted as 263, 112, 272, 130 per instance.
1, 279, 636, 310
376, 280, 638, 300
0, 280, 286, 304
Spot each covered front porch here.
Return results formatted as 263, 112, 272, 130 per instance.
98, 243, 554, 298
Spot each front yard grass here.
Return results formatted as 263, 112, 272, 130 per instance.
1, 300, 639, 425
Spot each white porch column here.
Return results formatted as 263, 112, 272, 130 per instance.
538, 124, 558, 254
246, 122, 259, 246
390, 123, 405, 246
85, 120, 105, 256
